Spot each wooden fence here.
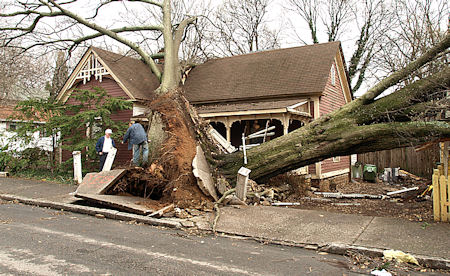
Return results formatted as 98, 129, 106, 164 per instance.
357, 145, 440, 179
433, 165, 449, 222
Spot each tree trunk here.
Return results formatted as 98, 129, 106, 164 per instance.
214, 68, 450, 184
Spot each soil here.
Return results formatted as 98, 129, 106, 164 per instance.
109, 91, 211, 211
275, 174, 434, 222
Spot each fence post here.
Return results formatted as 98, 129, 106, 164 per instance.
440, 175, 448, 222
72, 151, 82, 184
432, 169, 440, 221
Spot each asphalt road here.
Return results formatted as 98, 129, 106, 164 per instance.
0, 200, 358, 276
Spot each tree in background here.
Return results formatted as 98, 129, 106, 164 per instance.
371, 0, 448, 85
0, 46, 49, 101
210, 0, 281, 56
46, 51, 69, 99
286, 0, 388, 94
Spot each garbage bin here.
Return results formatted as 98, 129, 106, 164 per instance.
363, 164, 377, 182
351, 162, 363, 179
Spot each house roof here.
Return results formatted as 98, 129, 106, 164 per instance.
0, 103, 17, 120
183, 41, 342, 104
0, 102, 48, 122
57, 47, 160, 102
90, 47, 160, 100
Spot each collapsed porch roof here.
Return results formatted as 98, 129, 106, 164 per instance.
195, 99, 311, 120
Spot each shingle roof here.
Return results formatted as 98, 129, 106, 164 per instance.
0, 103, 17, 120
91, 47, 160, 100
183, 41, 341, 104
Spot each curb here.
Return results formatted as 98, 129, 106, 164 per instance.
2, 193, 449, 270
0, 193, 182, 229
212, 230, 450, 271
321, 243, 450, 270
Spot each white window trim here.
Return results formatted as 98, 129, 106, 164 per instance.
330, 64, 336, 86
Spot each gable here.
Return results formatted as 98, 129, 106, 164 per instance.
320, 58, 351, 116
56, 47, 160, 104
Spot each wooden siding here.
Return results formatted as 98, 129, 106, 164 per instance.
62, 77, 133, 167
357, 145, 440, 179
320, 62, 347, 116
308, 164, 316, 175
322, 156, 350, 173
319, 60, 349, 174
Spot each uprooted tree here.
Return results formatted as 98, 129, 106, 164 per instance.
1, 1, 449, 202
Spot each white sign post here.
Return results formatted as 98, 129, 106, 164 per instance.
236, 167, 251, 201
72, 151, 82, 184
102, 147, 117, 172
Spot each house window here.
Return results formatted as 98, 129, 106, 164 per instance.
8, 123, 17, 131
330, 64, 336, 86
333, 156, 340, 162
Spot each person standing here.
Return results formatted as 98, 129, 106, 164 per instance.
95, 129, 116, 171
122, 122, 149, 167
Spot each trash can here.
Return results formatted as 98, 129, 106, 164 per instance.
351, 162, 363, 179
363, 164, 377, 182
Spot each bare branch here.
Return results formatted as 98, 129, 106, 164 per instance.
360, 32, 450, 104
46, 0, 162, 80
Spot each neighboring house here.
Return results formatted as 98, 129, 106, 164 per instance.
57, 42, 352, 184
0, 102, 53, 152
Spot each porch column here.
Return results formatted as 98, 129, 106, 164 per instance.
312, 97, 322, 178
312, 97, 320, 119
282, 114, 290, 135
225, 118, 232, 142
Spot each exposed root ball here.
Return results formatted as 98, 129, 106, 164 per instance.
111, 90, 212, 209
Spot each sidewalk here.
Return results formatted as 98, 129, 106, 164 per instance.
0, 177, 449, 269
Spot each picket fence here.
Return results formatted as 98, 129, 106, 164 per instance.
433, 165, 449, 222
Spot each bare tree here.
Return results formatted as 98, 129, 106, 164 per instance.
210, 0, 281, 56
372, 0, 449, 85
287, 0, 320, 44
47, 51, 69, 99
215, 35, 450, 182
0, 44, 49, 101
0, 0, 197, 93
286, 0, 392, 94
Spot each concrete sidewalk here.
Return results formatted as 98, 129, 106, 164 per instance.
0, 177, 449, 269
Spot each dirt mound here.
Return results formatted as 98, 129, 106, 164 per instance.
110, 91, 211, 209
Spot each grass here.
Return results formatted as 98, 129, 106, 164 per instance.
12, 169, 76, 185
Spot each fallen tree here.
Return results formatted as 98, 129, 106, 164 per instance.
214, 35, 450, 183
1, 1, 449, 202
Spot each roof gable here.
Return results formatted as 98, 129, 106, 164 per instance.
57, 47, 160, 103
183, 41, 343, 104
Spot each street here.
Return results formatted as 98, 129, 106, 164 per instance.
0, 200, 357, 275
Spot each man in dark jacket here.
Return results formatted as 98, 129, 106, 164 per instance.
95, 129, 116, 171
122, 122, 148, 166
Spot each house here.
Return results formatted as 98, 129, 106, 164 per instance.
57, 42, 352, 184
56, 47, 161, 164
0, 101, 53, 152
183, 42, 353, 185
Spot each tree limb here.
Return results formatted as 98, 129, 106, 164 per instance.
359, 32, 450, 104
46, 0, 162, 80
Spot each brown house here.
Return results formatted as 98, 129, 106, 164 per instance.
57, 42, 352, 183
56, 47, 160, 164
184, 42, 353, 183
